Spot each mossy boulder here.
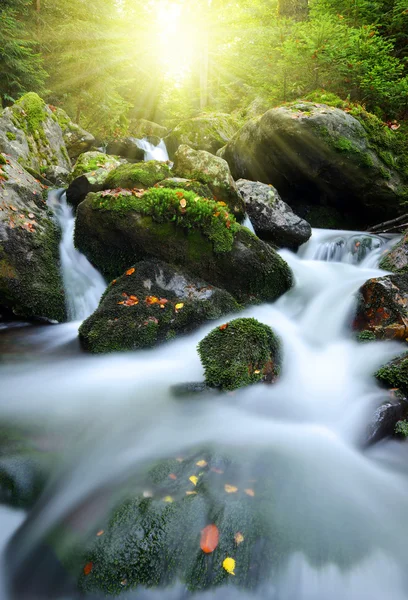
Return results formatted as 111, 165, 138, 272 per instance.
0, 154, 65, 321
198, 318, 281, 391
74, 187, 293, 303
376, 354, 408, 395
173, 145, 245, 220
221, 101, 408, 226
103, 161, 172, 190
236, 179, 311, 250
0, 93, 71, 174
379, 229, 408, 273
129, 118, 168, 140
79, 259, 239, 353
105, 138, 145, 161
67, 152, 122, 208
54, 106, 95, 160
165, 113, 241, 158
155, 178, 213, 199
353, 274, 408, 341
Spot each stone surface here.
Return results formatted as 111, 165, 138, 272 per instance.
54, 107, 95, 160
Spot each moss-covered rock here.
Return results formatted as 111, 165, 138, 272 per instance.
353, 274, 408, 341
236, 179, 311, 250
0, 93, 71, 174
74, 187, 293, 303
129, 118, 168, 140
103, 161, 171, 190
165, 113, 241, 158
66, 152, 122, 208
0, 154, 66, 321
221, 100, 408, 226
173, 145, 245, 220
155, 178, 213, 200
198, 318, 281, 391
376, 354, 408, 395
54, 106, 95, 160
79, 259, 239, 353
379, 229, 408, 273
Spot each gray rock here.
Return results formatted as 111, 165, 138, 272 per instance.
44, 166, 71, 186
237, 179, 311, 250
106, 137, 145, 161
54, 107, 95, 160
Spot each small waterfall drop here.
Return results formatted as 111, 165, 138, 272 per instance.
242, 213, 256, 234
48, 189, 106, 321
135, 138, 169, 162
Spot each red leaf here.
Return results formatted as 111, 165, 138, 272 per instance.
200, 524, 219, 554
84, 562, 93, 576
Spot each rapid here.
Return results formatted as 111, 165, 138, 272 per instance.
0, 194, 407, 599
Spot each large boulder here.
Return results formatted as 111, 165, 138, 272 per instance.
74, 187, 293, 303
53, 107, 95, 160
105, 137, 145, 161
379, 230, 408, 273
173, 145, 245, 220
353, 274, 408, 341
79, 259, 239, 353
155, 178, 213, 200
0, 93, 71, 174
102, 161, 172, 190
129, 118, 168, 140
66, 152, 122, 209
0, 153, 65, 321
221, 101, 408, 225
165, 113, 241, 158
236, 179, 311, 250
198, 317, 281, 391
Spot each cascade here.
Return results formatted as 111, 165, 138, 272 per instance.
135, 138, 169, 162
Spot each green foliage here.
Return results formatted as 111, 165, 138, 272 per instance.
395, 420, 408, 437
198, 317, 281, 391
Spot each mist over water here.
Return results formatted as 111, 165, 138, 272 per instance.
1, 226, 408, 600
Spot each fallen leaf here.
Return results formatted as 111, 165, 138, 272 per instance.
186, 491, 197, 496
163, 496, 174, 503
120, 579, 128, 586
234, 532, 244, 545
189, 475, 198, 486
117, 301, 125, 305
214, 211, 220, 217
196, 460, 208, 467
211, 467, 224, 474
219, 323, 229, 331
254, 369, 261, 374
96, 530, 104, 537
217, 201, 227, 207
169, 473, 177, 480
224, 484, 238, 494
146, 296, 159, 305
200, 524, 219, 553
175, 303, 184, 310
83, 562, 93, 576
180, 198, 187, 208
176, 457, 184, 463
126, 268, 135, 276
223, 557, 236, 575
245, 488, 255, 497
176, 191, 184, 198
112, 279, 117, 285
159, 298, 168, 304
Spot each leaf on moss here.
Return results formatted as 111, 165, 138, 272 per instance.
126, 268, 135, 276
163, 496, 174, 503
146, 296, 159, 305
189, 475, 198, 486
175, 303, 184, 310
200, 524, 219, 553
83, 562, 93, 576
234, 532, 244, 545
196, 460, 208, 467
224, 484, 238, 493
244, 488, 255, 497
169, 473, 177, 480
223, 557, 236, 575
219, 323, 229, 331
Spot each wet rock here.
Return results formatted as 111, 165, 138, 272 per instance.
0, 93, 71, 173
0, 153, 65, 321
366, 392, 408, 445
44, 166, 71, 187
353, 274, 408, 341
165, 113, 240, 158
170, 382, 215, 398
66, 152, 122, 208
105, 137, 145, 161
236, 179, 311, 250
198, 317, 281, 391
75, 187, 293, 303
173, 145, 245, 220
79, 259, 239, 353
53, 106, 95, 160
221, 101, 408, 225
379, 229, 408, 274
129, 118, 168, 140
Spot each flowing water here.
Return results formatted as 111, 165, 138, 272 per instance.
135, 138, 169, 162
0, 221, 407, 600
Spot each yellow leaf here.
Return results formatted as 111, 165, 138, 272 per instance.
254, 370, 261, 374
186, 491, 197, 496
189, 475, 198, 486
224, 484, 238, 494
196, 460, 208, 467
163, 496, 174, 503
223, 557, 236, 575
245, 488, 255, 497
180, 198, 187, 208
175, 303, 184, 310
217, 201, 227, 207
234, 532, 244, 545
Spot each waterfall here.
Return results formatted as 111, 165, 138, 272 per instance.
242, 213, 256, 234
47, 189, 106, 322
135, 138, 169, 162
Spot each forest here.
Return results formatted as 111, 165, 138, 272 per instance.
1, 0, 407, 138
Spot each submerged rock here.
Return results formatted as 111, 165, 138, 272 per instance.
165, 113, 241, 158
105, 137, 145, 161
0, 93, 71, 174
173, 145, 245, 220
102, 160, 171, 190
221, 101, 408, 225
353, 274, 408, 341
0, 154, 65, 321
198, 317, 281, 391
236, 179, 311, 250
53, 107, 95, 160
79, 259, 239, 353
74, 187, 293, 303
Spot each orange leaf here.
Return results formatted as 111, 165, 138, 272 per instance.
224, 484, 238, 494
214, 211, 220, 217
200, 524, 219, 554
176, 191, 184, 198
159, 298, 169, 304
169, 473, 177, 480
219, 323, 229, 331
126, 268, 135, 276
245, 488, 255, 497
226, 220, 231, 229
217, 201, 227, 207
117, 301, 125, 305
84, 562, 93, 576
96, 530, 104, 537
112, 279, 117, 285
146, 296, 159, 305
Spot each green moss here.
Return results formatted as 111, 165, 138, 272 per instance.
395, 420, 408, 437
104, 161, 171, 190
376, 355, 408, 393
71, 151, 119, 181
0, 154, 6, 166
6, 132, 16, 141
155, 178, 214, 200
198, 317, 281, 391
14, 93, 47, 134
93, 188, 239, 254
303, 91, 346, 108
356, 330, 377, 342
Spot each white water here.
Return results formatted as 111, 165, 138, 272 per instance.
0, 228, 408, 599
135, 138, 169, 162
47, 189, 106, 321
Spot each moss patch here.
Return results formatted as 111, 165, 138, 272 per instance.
103, 161, 171, 190
14, 93, 47, 134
